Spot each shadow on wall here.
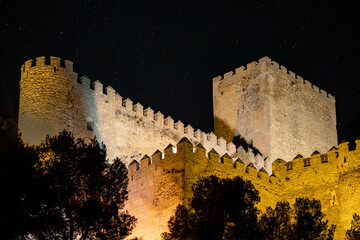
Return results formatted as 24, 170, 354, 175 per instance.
214, 117, 234, 143
214, 117, 263, 157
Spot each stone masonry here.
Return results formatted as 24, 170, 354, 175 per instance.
213, 57, 337, 170
127, 138, 360, 240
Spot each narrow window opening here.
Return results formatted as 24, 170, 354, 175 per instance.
87, 118, 94, 131
286, 162, 293, 171
321, 154, 328, 163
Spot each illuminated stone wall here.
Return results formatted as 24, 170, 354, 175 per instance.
213, 57, 337, 170
127, 138, 360, 240
19, 56, 244, 165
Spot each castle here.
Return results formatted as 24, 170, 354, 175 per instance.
18, 56, 360, 239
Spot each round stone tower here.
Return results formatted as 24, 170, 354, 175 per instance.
18, 56, 78, 145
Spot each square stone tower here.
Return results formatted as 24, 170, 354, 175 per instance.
213, 57, 337, 169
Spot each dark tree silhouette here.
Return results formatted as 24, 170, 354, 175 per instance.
0, 126, 136, 240
34, 130, 136, 239
258, 201, 292, 240
259, 198, 335, 240
0, 118, 41, 239
162, 175, 261, 240
162, 174, 336, 240
345, 213, 360, 240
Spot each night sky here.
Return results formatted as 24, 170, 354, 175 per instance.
1, 1, 360, 143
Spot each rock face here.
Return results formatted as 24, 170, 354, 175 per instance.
213, 56, 337, 170
19, 56, 355, 240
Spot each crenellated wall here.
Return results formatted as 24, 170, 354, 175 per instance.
213, 56, 337, 171
19, 56, 251, 165
127, 138, 360, 240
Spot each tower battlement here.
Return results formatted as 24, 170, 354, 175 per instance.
213, 56, 335, 101
22, 56, 74, 74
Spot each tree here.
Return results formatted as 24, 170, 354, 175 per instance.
259, 198, 335, 240
345, 213, 360, 240
33, 130, 136, 239
258, 201, 292, 240
162, 175, 261, 240
0, 117, 41, 239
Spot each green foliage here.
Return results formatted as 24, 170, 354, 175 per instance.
162, 175, 261, 240
345, 213, 360, 240
259, 198, 335, 240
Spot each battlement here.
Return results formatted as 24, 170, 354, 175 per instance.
129, 138, 360, 193
22, 56, 74, 74
75, 74, 241, 159
213, 56, 335, 101
272, 140, 360, 180
128, 136, 360, 181
128, 137, 270, 180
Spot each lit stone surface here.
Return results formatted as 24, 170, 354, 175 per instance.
19, 56, 239, 165
127, 139, 360, 240
213, 56, 337, 170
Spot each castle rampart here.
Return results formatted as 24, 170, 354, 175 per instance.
127, 138, 360, 240
19, 56, 257, 166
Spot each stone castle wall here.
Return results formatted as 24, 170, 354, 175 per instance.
127, 138, 360, 240
213, 57, 337, 170
20, 56, 260, 166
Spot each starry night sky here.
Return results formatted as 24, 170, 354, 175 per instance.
1, 1, 359, 143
